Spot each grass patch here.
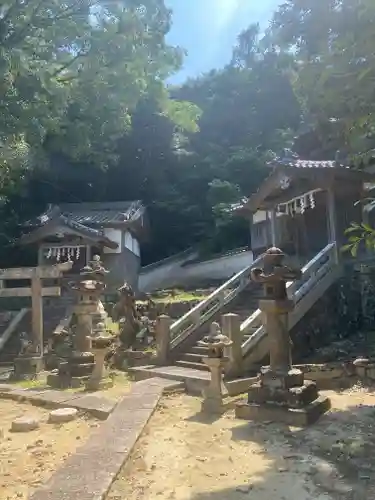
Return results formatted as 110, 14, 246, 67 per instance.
138, 289, 209, 304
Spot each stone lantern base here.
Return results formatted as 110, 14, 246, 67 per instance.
235, 366, 331, 426
47, 352, 95, 389
12, 355, 44, 381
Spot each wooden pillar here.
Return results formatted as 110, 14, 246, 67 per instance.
270, 210, 277, 246
85, 245, 91, 266
31, 268, 43, 355
37, 245, 44, 266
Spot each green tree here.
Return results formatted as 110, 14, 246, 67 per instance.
268, 0, 375, 161
0, 0, 199, 170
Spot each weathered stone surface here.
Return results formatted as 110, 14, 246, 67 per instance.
12, 356, 44, 381
68, 395, 115, 420
48, 408, 78, 424
224, 376, 260, 397
247, 379, 318, 409
236, 394, 331, 427
26, 389, 81, 408
11, 416, 39, 432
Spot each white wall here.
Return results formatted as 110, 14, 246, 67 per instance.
139, 249, 253, 292
138, 250, 198, 292
103, 228, 121, 253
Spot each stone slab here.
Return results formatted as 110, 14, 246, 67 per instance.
129, 365, 210, 382
225, 376, 259, 397
66, 395, 116, 420
29, 378, 173, 500
235, 395, 331, 427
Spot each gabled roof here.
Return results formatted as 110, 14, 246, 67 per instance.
237, 157, 375, 213
20, 213, 119, 249
25, 200, 144, 229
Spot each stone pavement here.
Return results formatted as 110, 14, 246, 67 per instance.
28, 377, 183, 500
0, 384, 115, 419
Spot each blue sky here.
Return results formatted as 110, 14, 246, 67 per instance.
166, 0, 281, 83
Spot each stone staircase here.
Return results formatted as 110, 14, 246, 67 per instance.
131, 242, 342, 387
174, 291, 260, 371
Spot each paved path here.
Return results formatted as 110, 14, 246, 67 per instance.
28, 378, 182, 500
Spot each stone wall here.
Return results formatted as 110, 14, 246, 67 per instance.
291, 269, 365, 362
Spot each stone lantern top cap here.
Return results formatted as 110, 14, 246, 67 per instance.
265, 247, 285, 257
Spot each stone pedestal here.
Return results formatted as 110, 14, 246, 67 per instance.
155, 315, 171, 366
235, 299, 330, 426
85, 347, 113, 391
12, 355, 44, 381
236, 367, 331, 426
201, 357, 228, 414
222, 313, 243, 378
47, 352, 95, 389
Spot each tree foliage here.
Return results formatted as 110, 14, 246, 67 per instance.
4, 1, 375, 265
267, 0, 375, 161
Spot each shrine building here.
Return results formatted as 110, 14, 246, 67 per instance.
20, 201, 148, 291
236, 154, 375, 263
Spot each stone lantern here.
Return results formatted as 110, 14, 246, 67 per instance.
47, 256, 110, 388
199, 322, 233, 414
198, 322, 233, 358
80, 255, 109, 334
235, 246, 331, 426
85, 322, 116, 391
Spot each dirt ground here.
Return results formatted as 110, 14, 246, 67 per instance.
107, 385, 375, 500
0, 400, 98, 500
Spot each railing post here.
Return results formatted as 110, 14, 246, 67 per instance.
222, 313, 243, 378
155, 314, 171, 365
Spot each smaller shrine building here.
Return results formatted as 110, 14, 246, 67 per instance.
20, 201, 148, 291
236, 155, 375, 263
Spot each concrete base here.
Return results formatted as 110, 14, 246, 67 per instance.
235, 395, 331, 427
12, 356, 44, 381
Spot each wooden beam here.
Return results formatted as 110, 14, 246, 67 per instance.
0, 262, 72, 280
31, 272, 43, 353
0, 287, 61, 297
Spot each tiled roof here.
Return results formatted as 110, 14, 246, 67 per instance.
59, 201, 143, 226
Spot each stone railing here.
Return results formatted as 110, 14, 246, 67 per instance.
241, 242, 339, 357
169, 254, 264, 350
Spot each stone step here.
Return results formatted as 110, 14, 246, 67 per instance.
180, 353, 207, 364
175, 360, 209, 371
128, 365, 212, 395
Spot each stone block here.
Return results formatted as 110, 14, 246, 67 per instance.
235, 394, 331, 427
247, 379, 318, 409
12, 356, 44, 380
260, 367, 304, 389
11, 416, 39, 432
70, 363, 94, 377
225, 376, 259, 397
69, 395, 115, 419
49, 408, 78, 424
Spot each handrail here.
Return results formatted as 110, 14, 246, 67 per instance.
169, 253, 263, 349
241, 242, 338, 355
